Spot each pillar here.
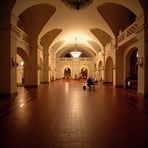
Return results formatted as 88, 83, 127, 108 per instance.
24, 45, 38, 87
0, 6, 17, 98
136, 1, 148, 96
43, 49, 50, 83
115, 49, 124, 87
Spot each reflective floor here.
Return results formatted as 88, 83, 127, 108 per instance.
0, 80, 148, 148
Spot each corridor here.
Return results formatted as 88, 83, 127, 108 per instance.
0, 80, 148, 148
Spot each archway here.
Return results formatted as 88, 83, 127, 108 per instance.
17, 47, 30, 87
125, 48, 138, 90
16, 54, 24, 86
81, 67, 88, 79
98, 61, 103, 81
105, 56, 113, 83
64, 67, 71, 79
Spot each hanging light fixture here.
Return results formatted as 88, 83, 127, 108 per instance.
70, 38, 81, 58
61, 0, 93, 10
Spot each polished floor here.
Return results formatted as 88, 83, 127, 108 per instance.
0, 80, 148, 148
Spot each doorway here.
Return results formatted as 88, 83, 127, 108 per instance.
64, 67, 71, 79
81, 67, 88, 79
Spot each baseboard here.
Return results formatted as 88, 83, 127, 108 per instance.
137, 92, 148, 98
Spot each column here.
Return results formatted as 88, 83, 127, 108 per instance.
115, 49, 123, 87
136, 10, 148, 97
24, 45, 38, 87
0, 12, 18, 98
43, 49, 50, 83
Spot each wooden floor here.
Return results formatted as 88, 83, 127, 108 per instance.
0, 80, 148, 148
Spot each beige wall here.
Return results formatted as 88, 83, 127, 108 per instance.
56, 58, 94, 79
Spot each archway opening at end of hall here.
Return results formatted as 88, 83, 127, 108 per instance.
80, 67, 88, 79
64, 67, 71, 79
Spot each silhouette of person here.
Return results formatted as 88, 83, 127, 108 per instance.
87, 77, 94, 90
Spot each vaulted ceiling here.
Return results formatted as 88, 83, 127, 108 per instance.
12, 0, 142, 57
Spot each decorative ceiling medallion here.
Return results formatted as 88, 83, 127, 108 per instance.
61, 0, 93, 10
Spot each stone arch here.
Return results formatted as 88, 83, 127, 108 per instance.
97, 2, 137, 36
80, 67, 88, 79
125, 47, 138, 79
64, 67, 71, 79
17, 47, 30, 65
125, 47, 138, 90
16, 47, 30, 86
79, 64, 91, 79
105, 56, 113, 83
12, 1, 56, 18
16, 3, 56, 46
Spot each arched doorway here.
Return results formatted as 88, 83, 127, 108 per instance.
98, 61, 103, 81
16, 54, 24, 86
17, 47, 30, 87
125, 48, 138, 90
81, 67, 88, 79
64, 67, 71, 79
105, 56, 113, 83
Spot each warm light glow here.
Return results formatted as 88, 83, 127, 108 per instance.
65, 82, 69, 92
20, 61, 24, 66
19, 104, 24, 108
70, 37, 81, 58
137, 52, 138, 58
64, 32, 88, 44
70, 51, 81, 58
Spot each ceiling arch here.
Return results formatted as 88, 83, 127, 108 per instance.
17, 47, 30, 65
50, 40, 65, 54
12, 0, 143, 57
12, 0, 56, 17
97, 3, 137, 36
87, 40, 102, 53
17, 3, 56, 45
89, 29, 112, 47
56, 45, 96, 58
40, 29, 62, 50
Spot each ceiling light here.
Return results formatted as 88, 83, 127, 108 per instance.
70, 38, 81, 58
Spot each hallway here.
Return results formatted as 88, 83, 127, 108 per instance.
0, 80, 148, 148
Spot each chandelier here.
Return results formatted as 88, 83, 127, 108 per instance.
70, 38, 81, 58
61, 0, 93, 10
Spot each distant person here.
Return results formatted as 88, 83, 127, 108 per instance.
87, 77, 94, 90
